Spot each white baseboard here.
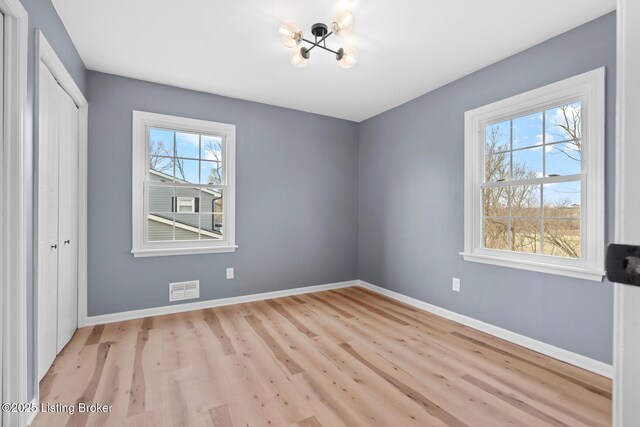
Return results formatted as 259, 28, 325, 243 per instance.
27, 397, 39, 426
357, 280, 614, 379
84, 280, 357, 326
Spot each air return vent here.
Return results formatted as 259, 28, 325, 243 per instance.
169, 280, 200, 302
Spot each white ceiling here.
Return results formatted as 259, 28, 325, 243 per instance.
52, 0, 615, 122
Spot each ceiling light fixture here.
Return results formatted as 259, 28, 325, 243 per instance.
279, 10, 357, 69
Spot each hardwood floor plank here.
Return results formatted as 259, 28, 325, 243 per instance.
451, 331, 612, 399
305, 293, 355, 319
459, 324, 612, 391
266, 299, 318, 338
208, 404, 233, 427
331, 290, 410, 325
297, 371, 366, 427
478, 364, 608, 427
221, 353, 290, 426
341, 331, 537, 426
66, 341, 112, 427
295, 415, 323, 427
127, 330, 148, 416
84, 325, 105, 346
39, 372, 57, 400
86, 344, 136, 427
463, 374, 570, 426
244, 313, 303, 375
34, 287, 612, 427
338, 342, 469, 427
203, 309, 236, 355
141, 317, 153, 331
289, 295, 307, 305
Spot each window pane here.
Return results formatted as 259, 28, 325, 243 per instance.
511, 219, 541, 254
148, 213, 174, 241
543, 181, 581, 218
483, 218, 509, 250
485, 153, 510, 182
149, 128, 174, 157
199, 188, 223, 213
174, 213, 200, 240
509, 184, 541, 217
545, 102, 581, 143
148, 185, 174, 213
545, 142, 581, 176
149, 156, 174, 179
512, 112, 542, 149
544, 219, 581, 258
483, 187, 508, 217
174, 159, 199, 183
201, 135, 223, 161
512, 146, 543, 179
485, 121, 510, 154
175, 132, 200, 159
201, 161, 223, 185
200, 214, 223, 240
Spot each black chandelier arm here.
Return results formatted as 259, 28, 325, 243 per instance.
301, 31, 340, 55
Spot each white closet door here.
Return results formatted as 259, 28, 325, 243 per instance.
56, 82, 79, 352
37, 66, 61, 380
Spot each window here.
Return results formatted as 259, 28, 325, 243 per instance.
132, 111, 236, 257
462, 69, 605, 281
176, 197, 195, 213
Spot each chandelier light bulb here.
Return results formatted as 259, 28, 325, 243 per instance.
331, 10, 355, 38
337, 46, 357, 69
279, 21, 303, 48
290, 47, 310, 68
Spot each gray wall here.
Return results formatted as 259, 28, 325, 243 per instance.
86, 72, 359, 316
19, 0, 88, 399
357, 12, 616, 364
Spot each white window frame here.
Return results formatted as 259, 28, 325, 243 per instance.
132, 111, 237, 257
461, 68, 605, 281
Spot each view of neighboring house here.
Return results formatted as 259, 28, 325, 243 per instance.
147, 169, 223, 241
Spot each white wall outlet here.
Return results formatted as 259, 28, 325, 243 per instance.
226, 267, 234, 279
452, 278, 461, 292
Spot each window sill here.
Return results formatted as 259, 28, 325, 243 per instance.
460, 252, 605, 282
132, 245, 238, 258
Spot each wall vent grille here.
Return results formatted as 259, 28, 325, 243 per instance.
169, 280, 200, 302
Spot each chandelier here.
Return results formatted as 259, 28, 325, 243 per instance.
279, 10, 357, 69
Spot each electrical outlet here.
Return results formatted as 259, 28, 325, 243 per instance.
226, 267, 234, 279
452, 278, 461, 292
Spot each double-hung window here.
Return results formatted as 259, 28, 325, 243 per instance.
462, 69, 605, 281
132, 111, 236, 257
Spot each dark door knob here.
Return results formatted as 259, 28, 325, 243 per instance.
607, 244, 640, 285
51, 244, 57, 250
64, 240, 70, 244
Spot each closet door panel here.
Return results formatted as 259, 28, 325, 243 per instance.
37, 67, 60, 380
56, 84, 79, 352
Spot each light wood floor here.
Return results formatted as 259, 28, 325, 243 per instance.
33, 287, 612, 427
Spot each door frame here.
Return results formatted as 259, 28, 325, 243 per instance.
613, 1, 640, 425
0, 1, 28, 426
34, 30, 88, 403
